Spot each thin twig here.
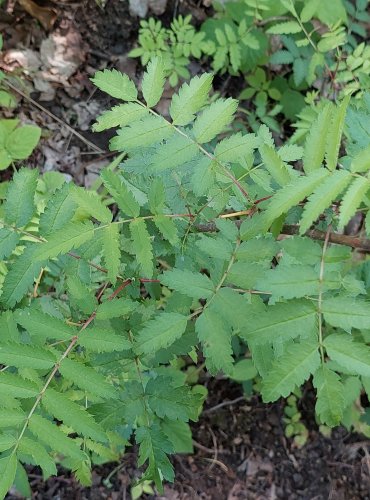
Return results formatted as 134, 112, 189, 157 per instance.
203, 396, 245, 414
4, 80, 105, 154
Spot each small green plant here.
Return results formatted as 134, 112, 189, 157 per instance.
0, 59, 370, 498
283, 391, 308, 448
0, 119, 41, 170
129, 15, 213, 86
0, 35, 16, 109
334, 41, 370, 97
239, 67, 282, 132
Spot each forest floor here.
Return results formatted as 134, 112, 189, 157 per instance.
1, 0, 370, 498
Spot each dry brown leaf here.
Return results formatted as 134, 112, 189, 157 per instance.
18, 0, 57, 31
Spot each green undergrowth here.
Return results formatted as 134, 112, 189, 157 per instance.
0, 9, 369, 495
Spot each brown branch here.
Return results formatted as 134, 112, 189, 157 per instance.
282, 225, 370, 252
195, 222, 370, 253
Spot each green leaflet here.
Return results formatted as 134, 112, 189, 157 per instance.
313, 366, 345, 426
249, 342, 274, 377
259, 143, 293, 186
110, 115, 173, 151
210, 288, 255, 331
325, 96, 350, 171
299, 169, 352, 234
278, 144, 304, 162
261, 340, 320, 402
13, 462, 31, 498
342, 376, 362, 411
196, 234, 233, 260
190, 157, 214, 196
101, 168, 140, 217
214, 132, 258, 163
300, 0, 320, 21
5, 124, 40, 162
93, 103, 148, 132
1, 245, 45, 307
257, 265, 340, 300
226, 261, 268, 289
0, 409, 26, 427
195, 308, 234, 375
153, 216, 179, 245
67, 275, 97, 314
0, 454, 17, 500
0, 372, 38, 398
84, 439, 118, 462
33, 222, 95, 261
0, 434, 16, 452
266, 20, 301, 34
29, 414, 86, 461
230, 359, 257, 381
136, 424, 174, 488
74, 460, 92, 486
78, 327, 131, 352
324, 334, 370, 377
146, 377, 199, 422
0, 311, 19, 342
351, 144, 370, 173
129, 219, 153, 278
72, 188, 112, 224
240, 299, 317, 345
235, 237, 279, 263
321, 296, 370, 331
18, 437, 57, 478
0, 342, 56, 370
59, 358, 117, 399
162, 419, 193, 454
14, 308, 77, 341
96, 297, 136, 320
279, 236, 322, 265
91, 69, 137, 101
169, 73, 213, 125
4, 167, 38, 227
0, 394, 19, 409
0, 228, 20, 260
303, 103, 333, 174
39, 183, 76, 237
338, 176, 370, 228
162, 268, 214, 299
148, 178, 165, 213
193, 98, 238, 144
264, 169, 330, 226
240, 212, 270, 241
149, 135, 198, 171
42, 388, 107, 442
135, 312, 188, 355
142, 57, 165, 107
